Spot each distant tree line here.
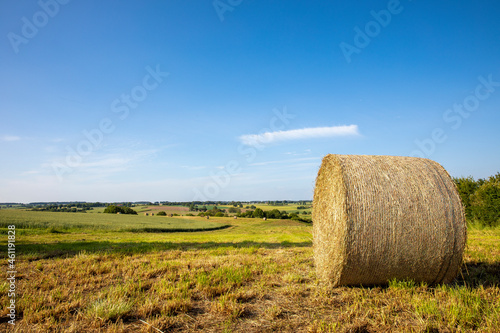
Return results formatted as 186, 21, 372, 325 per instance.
30, 202, 102, 212
103, 205, 138, 215
236, 208, 311, 223
192, 206, 309, 222
454, 173, 500, 227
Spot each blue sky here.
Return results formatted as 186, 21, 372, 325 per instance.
1, 0, 500, 203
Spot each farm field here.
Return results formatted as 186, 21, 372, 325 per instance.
85, 206, 190, 215
250, 204, 312, 213
0, 210, 228, 233
0, 210, 499, 332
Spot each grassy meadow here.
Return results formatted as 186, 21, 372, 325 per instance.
0, 209, 499, 332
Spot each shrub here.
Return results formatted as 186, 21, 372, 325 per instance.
103, 205, 137, 215
471, 181, 500, 227
157, 211, 167, 216
253, 208, 264, 218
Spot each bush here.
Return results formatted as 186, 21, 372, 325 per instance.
266, 209, 282, 219
471, 181, 500, 227
103, 205, 138, 215
455, 176, 480, 220
156, 211, 166, 216
103, 205, 120, 214
454, 173, 500, 227
253, 208, 264, 218
214, 212, 224, 217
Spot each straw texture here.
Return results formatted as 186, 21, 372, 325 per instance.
313, 154, 466, 287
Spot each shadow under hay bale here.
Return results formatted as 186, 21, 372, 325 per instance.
312, 154, 466, 287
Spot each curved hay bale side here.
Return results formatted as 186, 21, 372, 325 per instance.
312, 154, 466, 287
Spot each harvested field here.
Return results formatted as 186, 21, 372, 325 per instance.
0, 210, 499, 332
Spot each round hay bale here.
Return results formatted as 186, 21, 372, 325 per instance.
313, 154, 466, 287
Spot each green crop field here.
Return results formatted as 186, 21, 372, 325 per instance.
249, 204, 312, 213
0, 209, 499, 332
0, 210, 228, 233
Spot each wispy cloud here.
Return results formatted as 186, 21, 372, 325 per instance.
250, 157, 320, 167
284, 149, 312, 156
181, 165, 207, 171
22, 170, 40, 175
239, 125, 359, 146
2, 135, 21, 142
51, 138, 64, 143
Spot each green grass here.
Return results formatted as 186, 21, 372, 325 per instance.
0, 209, 499, 332
247, 204, 313, 216
0, 209, 227, 233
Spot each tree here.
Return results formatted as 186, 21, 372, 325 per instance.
267, 209, 281, 219
470, 178, 500, 227
121, 207, 138, 215
253, 208, 264, 218
103, 205, 137, 215
454, 176, 479, 220
103, 205, 120, 214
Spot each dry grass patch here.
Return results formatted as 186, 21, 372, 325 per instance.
1, 215, 499, 332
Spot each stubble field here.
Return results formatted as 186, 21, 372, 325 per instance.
0, 209, 499, 332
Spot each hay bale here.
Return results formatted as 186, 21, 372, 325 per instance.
313, 154, 466, 287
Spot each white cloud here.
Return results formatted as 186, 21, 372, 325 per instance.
51, 138, 65, 143
181, 165, 207, 171
2, 135, 21, 142
250, 157, 320, 167
239, 125, 359, 146
22, 170, 40, 175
